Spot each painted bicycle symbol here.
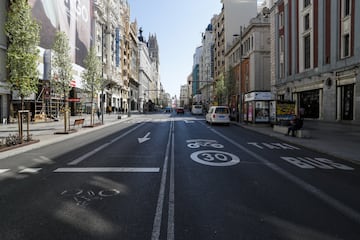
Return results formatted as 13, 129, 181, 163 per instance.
190, 150, 240, 167
61, 189, 120, 206
186, 139, 224, 149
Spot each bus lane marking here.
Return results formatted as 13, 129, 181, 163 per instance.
281, 157, 354, 170
248, 142, 300, 150
208, 126, 360, 225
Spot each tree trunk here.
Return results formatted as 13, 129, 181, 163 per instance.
64, 92, 68, 132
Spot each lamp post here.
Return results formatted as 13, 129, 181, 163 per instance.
127, 97, 131, 117
238, 27, 243, 123
101, 23, 105, 125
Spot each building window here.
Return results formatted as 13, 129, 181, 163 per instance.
304, 34, 311, 69
280, 62, 284, 79
344, 0, 350, 17
279, 12, 284, 28
343, 34, 350, 57
279, 36, 284, 52
304, 0, 311, 8
304, 14, 310, 31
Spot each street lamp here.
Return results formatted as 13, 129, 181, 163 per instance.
127, 97, 131, 117
238, 27, 243, 123
101, 24, 105, 125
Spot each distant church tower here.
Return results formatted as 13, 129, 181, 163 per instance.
148, 34, 159, 70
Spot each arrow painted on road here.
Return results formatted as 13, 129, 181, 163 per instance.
138, 132, 151, 144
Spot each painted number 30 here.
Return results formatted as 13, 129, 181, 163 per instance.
191, 150, 240, 167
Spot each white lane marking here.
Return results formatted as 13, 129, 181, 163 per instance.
191, 150, 240, 167
152, 120, 173, 240
208, 125, 360, 225
186, 139, 224, 149
248, 142, 300, 150
19, 168, 42, 173
67, 123, 145, 165
138, 132, 151, 144
54, 167, 160, 173
281, 157, 354, 170
167, 124, 175, 240
0, 169, 10, 174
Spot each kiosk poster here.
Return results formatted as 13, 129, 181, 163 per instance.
276, 101, 295, 120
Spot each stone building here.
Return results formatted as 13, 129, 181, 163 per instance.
199, 23, 214, 109
0, 0, 9, 123
225, 9, 271, 123
94, 0, 131, 113
271, 0, 360, 123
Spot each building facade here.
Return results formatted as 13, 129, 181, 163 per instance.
271, 0, 360, 123
0, 0, 166, 121
225, 9, 271, 123
0, 0, 9, 123
213, 0, 257, 83
94, 0, 130, 114
199, 23, 214, 109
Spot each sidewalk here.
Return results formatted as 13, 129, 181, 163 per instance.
0, 113, 130, 159
238, 120, 360, 164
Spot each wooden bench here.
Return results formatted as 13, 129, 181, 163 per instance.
273, 125, 311, 138
73, 118, 85, 127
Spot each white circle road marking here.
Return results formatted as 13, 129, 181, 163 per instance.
190, 150, 240, 167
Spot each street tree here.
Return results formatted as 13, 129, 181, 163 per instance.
51, 31, 73, 133
225, 67, 236, 102
5, 0, 40, 111
215, 73, 226, 105
81, 47, 102, 125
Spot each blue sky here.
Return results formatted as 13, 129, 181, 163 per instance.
129, 0, 264, 98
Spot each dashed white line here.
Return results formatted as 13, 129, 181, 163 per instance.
0, 169, 10, 174
54, 167, 160, 173
19, 168, 42, 173
152, 120, 174, 240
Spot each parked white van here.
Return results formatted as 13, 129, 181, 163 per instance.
191, 104, 203, 115
205, 106, 230, 125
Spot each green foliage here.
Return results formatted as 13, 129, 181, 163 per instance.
51, 31, 73, 97
215, 73, 226, 105
225, 67, 236, 96
81, 47, 102, 95
5, 0, 40, 101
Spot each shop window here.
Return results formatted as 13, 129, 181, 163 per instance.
299, 90, 319, 118
342, 84, 354, 120
255, 101, 269, 123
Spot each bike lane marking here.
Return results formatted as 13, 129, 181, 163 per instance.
207, 125, 360, 225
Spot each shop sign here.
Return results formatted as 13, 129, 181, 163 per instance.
245, 92, 274, 101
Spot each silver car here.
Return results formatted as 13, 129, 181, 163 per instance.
206, 106, 230, 125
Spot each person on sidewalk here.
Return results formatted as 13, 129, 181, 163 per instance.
97, 108, 101, 120
286, 115, 303, 137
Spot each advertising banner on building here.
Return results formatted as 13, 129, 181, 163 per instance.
28, 0, 92, 67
